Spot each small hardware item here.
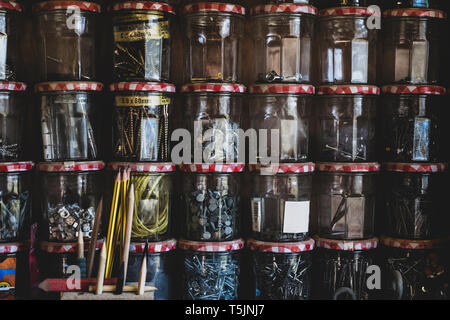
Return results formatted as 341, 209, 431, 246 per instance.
248, 84, 314, 163
312, 162, 379, 240
182, 2, 245, 83
33, 1, 100, 81
0, 2, 23, 81
125, 239, 176, 300
382, 7, 446, 85
110, 82, 174, 162
35, 82, 103, 161
0, 162, 33, 243
37, 240, 103, 280
248, 238, 314, 300
180, 163, 243, 242
110, 1, 175, 82
382, 163, 448, 240
108, 162, 174, 242
380, 86, 446, 163
0, 242, 26, 300
179, 239, 244, 300
37, 161, 104, 242
313, 85, 379, 162
0, 82, 27, 161
181, 83, 245, 163
312, 236, 378, 300
249, 163, 314, 242
380, 236, 449, 300
251, 4, 316, 84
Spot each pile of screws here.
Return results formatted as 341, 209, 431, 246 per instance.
0, 191, 29, 241
47, 204, 95, 241
258, 70, 303, 83
185, 190, 239, 241
0, 143, 20, 160
183, 253, 240, 300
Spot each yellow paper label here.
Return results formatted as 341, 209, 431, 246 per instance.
113, 13, 164, 24
115, 95, 170, 107
114, 20, 169, 42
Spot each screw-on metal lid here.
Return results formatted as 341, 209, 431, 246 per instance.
181, 83, 246, 93
179, 163, 245, 173
383, 162, 447, 173
381, 235, 447, 250
178, 239, 245, 252
33, 1, 101, 13
382, 85, 446, 95
108, 162, 175, 173
109, 1, 176, 15
314, 236, 378, 251
35, 81, 103, 92
248, 163, 315, 174
247, 238, 315, 253
383, 8, 446, 18
320, 6, 380, 16
249, 84, 315, 94
0, 81, 27, 91
318, 85, 380, 95
251, 4, 317, 15
182, 2, 245, 15
37, 161, 105, 172
129, 239, 177, 253
39, 240, 103, 253
0, 1, 22, 12
317, 162, 380, 172
0, 162, 34, 172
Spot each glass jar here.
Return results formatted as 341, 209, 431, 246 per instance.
380, 85, 446, 162
389, 0, 441, 9
248, 238, 314, 300
179, 239, 243, 300
36, 81, 103, 162
126, 239, 176, 300
313, 85, 379, 162
33, 1, 100, 81
318, 6, 379, 85
312, 236, 378, 300
312, 162, 379, 240
0, 162, 33, 243
110, 82, 175, 162
182, 2, 245, 83
251, 4, 316, 84
380, 236, 449, 300
249, 163, 314, 242
0, 81, 27, 161
181, 83, 245, 163
37, 161, 104, 242
383, 163, 448, 240
180, 163, 242, 242
0, 242, 26, 300
108, 162, 174, 242
382, 8, 445, 85
248, 84, 313, 163
0, 2, 23, 81
262, 0, 314, 3
110, 1, 175, 82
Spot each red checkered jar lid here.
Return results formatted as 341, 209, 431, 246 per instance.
247, 238, 315, 253
39, 240, 103, 253
251, 4, 317, 15
382, 85, 446, 95
0, 162, 34, 172
33, 1, 101, 13
179, 163, 244, 173
0, 81, 27, 91
381, 236, 447, 250
318, 85, 380, 95
181, 83, 246, 93
383, 163, 447, 173
182, 2, 245, 15
248, 163, 315, 174
249, 84, 315, 94
129, 239, 177, 253
317, 162, 380, 173
178, 239, 244, 252
383, 8, 446, 19
314, 236, 378, 251
108, 162, 175, 173
109, 1, 175, 15
0, 1, 22, 12
35, 81, 103, 92
37, 161, 105, 172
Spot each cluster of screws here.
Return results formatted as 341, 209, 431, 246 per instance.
258, 71, 303, 83
0, 191, 29, 241
47, 204, 95, 241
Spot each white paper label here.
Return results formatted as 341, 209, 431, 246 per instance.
251, 198, 262, 232
283, 201, 310, 234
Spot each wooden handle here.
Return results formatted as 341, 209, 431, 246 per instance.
95, 241, 107, 295
137, 256, 147, 295
89, 284, 156, 293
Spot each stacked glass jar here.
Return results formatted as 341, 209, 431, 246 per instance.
312, 0, 381, 300
107, 1, 177, 299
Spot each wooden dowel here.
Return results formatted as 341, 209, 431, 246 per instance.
96, 240, 107, 295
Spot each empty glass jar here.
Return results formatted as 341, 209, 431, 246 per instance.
180, 163, 243, 242
182, 2, 245, 83
0, 2, 23, 81
380, 85, 446, 162
33, 1, 100, 81
37, 161, 104, 242
181, 83, 245, 163
110, 82, 175, 162
36, 81, 103, 161
312, 162, 379, 240
0, 81, 27, 161
251, 4, 316, 84
110, 1, 175, 82
249, 163, 314, 242
383, 162, 448, 240
179, 238, 244, 300
108, 162, 174, 242
382, 8, 445, 84
0, 162, 33, 243
248, 238, 314, 300
313, 85, 379, 162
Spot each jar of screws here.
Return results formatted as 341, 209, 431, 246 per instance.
312, 162, 379, 240
35, 81, 103, 162
33, 1, 100, 81
382, 163, 448, 240
0, 1, 23, 81
313, 85, 379, 162
179, 238, 244, 300
182, 2, 245, 83
312, 236, 378, 300
110, 1, 175, 82
380, 236, 449, 300
248, 238, 314, 300
0, 162, 33, 243
180, 163, 243, 242
37, 161, 104, 242
0, 82, 27, 161
251, 4, 316, 84
249, 163, 314, 242
380, 85, 446, 163
382, 7, 445, 85
108, 162, 174, 242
